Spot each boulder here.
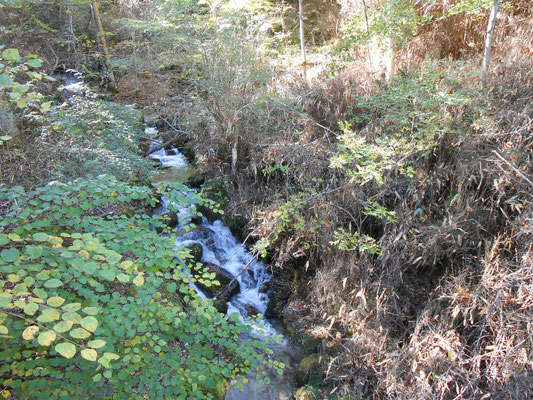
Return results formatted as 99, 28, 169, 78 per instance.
295, 353, 322, 386
244, 304, 260, 317
176, 225, 214, 239
213, 298, 228, 315
185, 242, 203, 263
159, 210, 178, 227
258, 281, 271, 294
192, 262, 239, 300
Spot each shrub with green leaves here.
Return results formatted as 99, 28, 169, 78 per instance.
40, 95, 154, 183
0, 46, 53, 113
0, 175, 279, 399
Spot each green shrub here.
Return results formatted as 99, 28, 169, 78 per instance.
0, 176, 280, 399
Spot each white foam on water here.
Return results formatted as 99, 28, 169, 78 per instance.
149, 144, 188, 169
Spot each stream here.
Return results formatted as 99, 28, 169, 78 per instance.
58, 70, 300, 398
148, 132, 299, 399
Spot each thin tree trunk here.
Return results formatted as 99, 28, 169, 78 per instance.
361, 0, 373, 72
482, 0, 501, 74
231, 120, 239, 175
91, 1, 117, 91
280, 0, 289, 47
298, 0, 307, 80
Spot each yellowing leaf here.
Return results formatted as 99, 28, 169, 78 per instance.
81, 348, 98, 362
78, 249, 90, 259
80, 316, 98, 333
47, 297, 65, 307
133, 275, 144, 287
53, 320, 73, 333
23, 325, 39, 340
38, 330, 57, 346
70, 327, 91, 339
55, 342, 76, 359
87, 339, 106, 349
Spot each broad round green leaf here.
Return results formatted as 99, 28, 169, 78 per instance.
44, 279, 63, 289
62, 303, 81, 312
99, 269, 116, 281
37, 308, 60, 323
62, 312, 81, 324
116, 273, 130, 283
2, 48, 21, 62
70, 327, 91, 339
24, 302, 39, 316
82, 307, 99, 315
1, 248, 20, 262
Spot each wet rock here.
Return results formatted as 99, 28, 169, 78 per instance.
185, 242, 203, 263
190, 215, 203, 225
258, 281, 271, 294
139, 140, 150, 156
176, 225, 214, 238
213, 298, 228, 315
117, 206, 134, 218
244, 304, 260, 317
192, 262, 239, 300
187, 172, 206, 188
295, 354, 322, 386
159, 210, 178, 227
197, 204, 223, 223
265, 297, 281, 319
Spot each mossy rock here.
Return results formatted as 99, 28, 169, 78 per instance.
159, 211, 178, 227
295, 386, 316, 400
296, 353, 322, 386
117, 207, 134, 218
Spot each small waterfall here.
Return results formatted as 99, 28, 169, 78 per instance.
148, 137, 299, 399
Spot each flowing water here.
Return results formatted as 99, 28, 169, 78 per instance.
148, 129, 299, 399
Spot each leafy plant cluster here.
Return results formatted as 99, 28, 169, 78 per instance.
0, 46, 52, 113
334, 60, 489, 171
252, 189, 322, 259
0, 176, 280, 399
329, 60, 489, 254
39, 90, 154, 183
339, 0, 496, 52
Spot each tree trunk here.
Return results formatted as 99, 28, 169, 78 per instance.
298, 0, 307, 79
280, 0, 289, 47
91, 1, 117, 91
482, 0, 501, 74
